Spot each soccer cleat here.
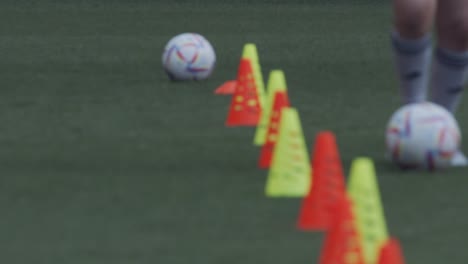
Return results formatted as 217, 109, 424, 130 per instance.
451, 151, 468, 167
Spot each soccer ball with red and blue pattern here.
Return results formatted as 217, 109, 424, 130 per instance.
162, 33, 216, 81
385, 102, 461, 170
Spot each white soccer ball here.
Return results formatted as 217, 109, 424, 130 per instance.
385, 102, 461, 170
162, 33, 216, 81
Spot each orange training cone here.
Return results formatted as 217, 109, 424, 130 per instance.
214, 80, 237, 95
258, 91, 290, 168
225, 59, 261, 126
378, 238, 406, 264
318, 194, 365, 264
297, 131, 346, 231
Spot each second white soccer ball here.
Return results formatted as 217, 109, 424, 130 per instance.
385, 102, 461, 170
162, 33, 216, 81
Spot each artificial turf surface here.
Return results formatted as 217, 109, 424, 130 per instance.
0, 1, 467, 263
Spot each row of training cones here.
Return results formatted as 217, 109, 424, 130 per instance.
297, 132, 406, 264
303, 133, 406, 264
216, 43, 406, 264
218, 44, 311, 196
294, 133, 406, 264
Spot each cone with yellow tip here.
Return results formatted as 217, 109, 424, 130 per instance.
241, 43, 265, 107
253, 70, 288, 146
348, 157, 389, 264
214, 43, 265, 101
265, 107, 311, 197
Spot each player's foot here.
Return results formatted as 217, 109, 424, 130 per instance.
451, 151, 468, 167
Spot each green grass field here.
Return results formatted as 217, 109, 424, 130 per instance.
1, 1, 467, 263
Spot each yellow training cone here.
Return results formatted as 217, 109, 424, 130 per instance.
253, 70, 288, 146
265, 107, 311, 197
347, 157, 389, 264
241, 43, 265, 108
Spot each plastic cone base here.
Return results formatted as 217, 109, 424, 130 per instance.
214, 80, 237, 95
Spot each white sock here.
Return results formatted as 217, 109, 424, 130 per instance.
391, 31, 433, 104
430, 47, 468, 113
452, 151, 468, 167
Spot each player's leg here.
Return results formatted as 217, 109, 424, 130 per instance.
391, 0, 437, 104
430, 0, 468, 113
430, 0, 468, 166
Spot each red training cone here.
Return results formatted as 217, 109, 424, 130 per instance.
297, 131, 346, 231
225, 59, 261, 126
378, 237, 406, 264
258, 91, 290, 168
318, 194, 365, 264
